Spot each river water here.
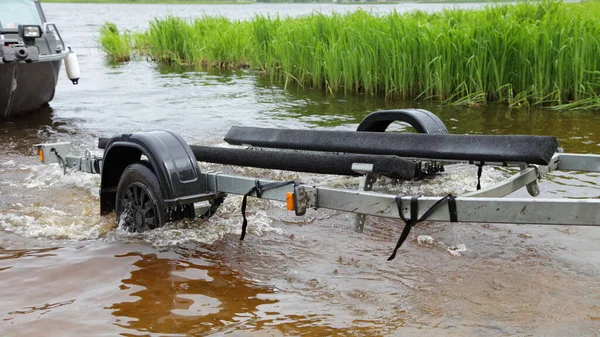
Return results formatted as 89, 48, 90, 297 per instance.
1, 3, 599, 336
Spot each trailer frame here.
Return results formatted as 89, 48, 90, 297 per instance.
32, 110, 600, 259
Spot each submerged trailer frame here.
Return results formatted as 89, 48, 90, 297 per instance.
201, 156, 600, 226
31, 144, 600, 224
32, 110, 600, 258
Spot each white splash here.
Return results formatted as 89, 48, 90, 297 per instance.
448, 244, 468, 256
0, 160, 16, 168
417, 235, 435, 246
136, 196, 286, 247
378, 165, 508, 196
22, 163, 100, 194
0, 206, 113, 240
322, 164, 508, 196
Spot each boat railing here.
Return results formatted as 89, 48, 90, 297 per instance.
42, 22, 66, 54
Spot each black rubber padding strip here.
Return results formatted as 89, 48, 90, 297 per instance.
225, 127, 559, 165
190, 145, 417, 180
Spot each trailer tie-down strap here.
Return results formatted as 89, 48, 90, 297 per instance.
476, 162, 484, 190
51, 148, 67, 175
388, 194, 457, 261
240, 180, 299, 240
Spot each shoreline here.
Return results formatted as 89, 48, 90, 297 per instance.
98, 2, 600, 110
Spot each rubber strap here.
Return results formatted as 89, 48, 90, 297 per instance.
240, 180, 297, 240
448, 194, 458, 222
388, 194, 457, 261
51, 148, 67, 175
476, 162, 484, 190
388, 196, 419, 261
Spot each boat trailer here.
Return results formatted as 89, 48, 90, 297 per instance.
33, 110, 600, 259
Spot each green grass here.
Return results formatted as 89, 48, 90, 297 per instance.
99, 23, 133, 61
99, 1, 600, 110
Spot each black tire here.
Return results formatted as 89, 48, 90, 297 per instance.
357, 109, 449, 134
115, 162, 167, 232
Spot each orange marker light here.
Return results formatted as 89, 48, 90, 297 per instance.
38, 148, 44, 163
286, 192, 294, 211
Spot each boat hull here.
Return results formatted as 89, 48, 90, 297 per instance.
0, 59, 62, 118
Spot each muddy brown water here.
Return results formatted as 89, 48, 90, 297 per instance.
1, 3, 600, 336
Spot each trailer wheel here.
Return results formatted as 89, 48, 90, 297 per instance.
357, 109, 448, 134
115, 162, 166, 232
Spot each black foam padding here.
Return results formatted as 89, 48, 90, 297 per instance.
225, 127, 559, 165
190, 145, 417, 180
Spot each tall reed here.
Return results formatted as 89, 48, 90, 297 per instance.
99, 22, 132, 62
99, 1, 600, 109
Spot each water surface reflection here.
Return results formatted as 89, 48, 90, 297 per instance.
111, 248, 277, 335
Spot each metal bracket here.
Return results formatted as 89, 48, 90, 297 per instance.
294, 185, 317, 216
32, 142, 75, 164
205, 170, 222, 194
521, 164, 541, 197
351, 163, 379, 232
196, 192, 227, 219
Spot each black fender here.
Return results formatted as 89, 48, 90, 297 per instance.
99, 130, 206, 214
357, 109, 448, 134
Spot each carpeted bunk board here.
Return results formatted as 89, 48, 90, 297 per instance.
100, 136, 419, 179
225, 127, 559, 166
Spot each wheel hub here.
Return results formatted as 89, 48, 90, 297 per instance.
119, 181, 160, 231
134, 210, 144, 227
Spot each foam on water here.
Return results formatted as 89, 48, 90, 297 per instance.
380, 164, 509, 196
122, 196, 286, 247
327, 164, 509, 196
0, 160, 16, 168
23, 163, 101, 193
0, 162, 109, 240
0, 205, 114, 240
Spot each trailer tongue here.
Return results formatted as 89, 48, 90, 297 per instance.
33, 110, 600, 260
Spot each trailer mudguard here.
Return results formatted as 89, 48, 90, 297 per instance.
357, 109, 448, 134
99, 131, 207, 214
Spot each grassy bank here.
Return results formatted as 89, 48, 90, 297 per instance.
100, 1, 600, 109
